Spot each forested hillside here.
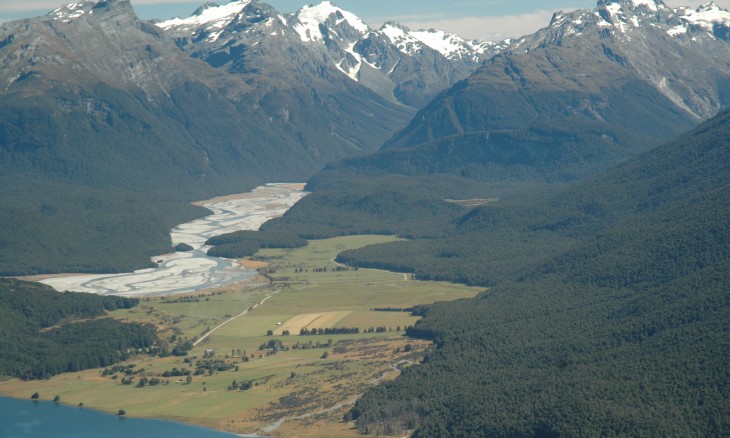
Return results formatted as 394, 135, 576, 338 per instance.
211, 108, 730, 435
342, 107, 730, 436
0, 279, 155, 380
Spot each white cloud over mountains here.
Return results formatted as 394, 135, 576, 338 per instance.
397, 10, 557, 41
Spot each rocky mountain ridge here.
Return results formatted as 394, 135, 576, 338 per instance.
157, 0, 510, 107
520, 0, 730, 120
321, 0, 730, 184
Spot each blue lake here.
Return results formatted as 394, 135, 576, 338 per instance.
0, 397, 256, 438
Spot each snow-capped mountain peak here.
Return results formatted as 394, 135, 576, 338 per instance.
380, 22, 422, 55
538, 0, 730, 42
293, 1, 369, 42
156, 0, 251, 31
676, 2, 730, 32
597, 0, 665, 12
510, 0, 730, 121
379, 22, 508, 62
596, 0, 668, 28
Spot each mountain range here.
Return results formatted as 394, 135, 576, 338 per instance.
1, 0, 729, 275
0, 0, 497, 274
314, 0, 730, 184
156, 0, 508, 108
1, 0, 729, 435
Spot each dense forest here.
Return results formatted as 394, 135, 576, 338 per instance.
206, 109, 730, 435
342, 109, 730, 436
0, 279, 156, 379
205, 174, 507, 258
348, 265, 729, 436
0, 180, 209, 276
206, 229, 307, 259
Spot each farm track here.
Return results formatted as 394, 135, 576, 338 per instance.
193, 289, 280, 347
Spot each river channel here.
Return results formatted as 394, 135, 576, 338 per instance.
40, 183, 307, 297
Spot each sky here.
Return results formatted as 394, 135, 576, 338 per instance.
0, 0, 727, 41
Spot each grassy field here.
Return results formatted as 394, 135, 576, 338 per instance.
0, 235, 483, 437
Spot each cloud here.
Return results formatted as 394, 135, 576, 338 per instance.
395, 10, 558, 41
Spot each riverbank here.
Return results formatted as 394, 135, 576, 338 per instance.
36, 184, 307, 297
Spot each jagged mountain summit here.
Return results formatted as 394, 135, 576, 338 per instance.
322, 0, 730, 183
529, 0, 730, 120
157, 0, 510, 107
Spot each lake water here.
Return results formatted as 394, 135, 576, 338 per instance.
0, 398, 259, 437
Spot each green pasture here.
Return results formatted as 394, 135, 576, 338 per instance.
0, 235, 482, 434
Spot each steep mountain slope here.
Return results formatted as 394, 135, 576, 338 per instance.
156, 1, 412, 156
0, 0, 403, 274
346, 99, 730, 438
0, 0, 416, 194
316, 0, 730, 183
0, 1, 242, 273
0, 0, 510, 274
158, 0, 508, 109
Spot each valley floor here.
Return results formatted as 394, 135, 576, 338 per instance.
0, 235, 483, 437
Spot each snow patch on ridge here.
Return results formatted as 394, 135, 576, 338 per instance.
409, 29, 469, 58
381, 23, 421, 56
49, 1, 93, 23
294, 1, 368, 42
678, 2, 730, 31
380, 22, 501, 61
156, 1, 251, 31
631, 0, 658, 11
335, 42, 362, 81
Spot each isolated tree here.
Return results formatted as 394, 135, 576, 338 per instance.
30, 392, 39, 399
